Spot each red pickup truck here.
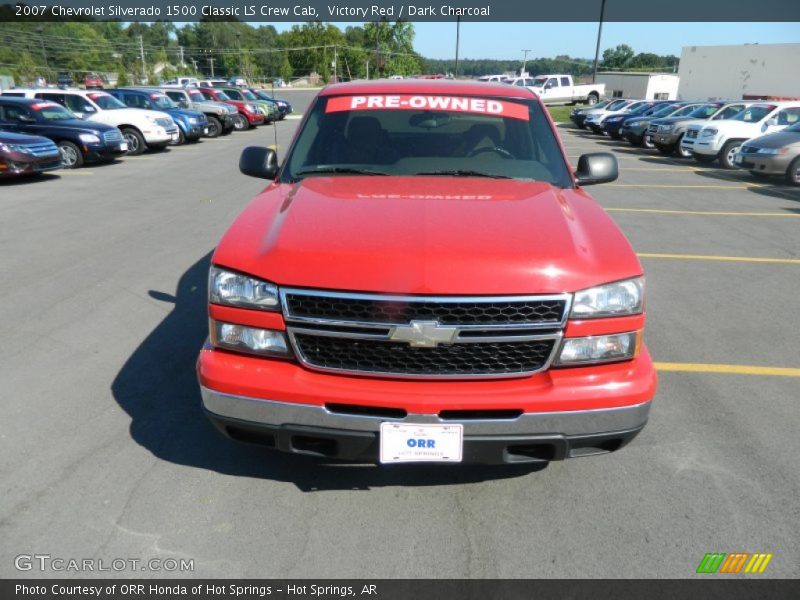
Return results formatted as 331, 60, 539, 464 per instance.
197, 80, 657, 465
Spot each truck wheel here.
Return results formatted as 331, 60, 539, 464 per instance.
641, 133, 655, 149
232, 114, 248, 131
58, 141, 84, 168
206, 116, 222, 138
675, 134, 692, 158
719, 140, 742, 169
121, 128, 145, 156
786, 157, 800, 186
170, 128, 185, 146
586, 93, 599, 106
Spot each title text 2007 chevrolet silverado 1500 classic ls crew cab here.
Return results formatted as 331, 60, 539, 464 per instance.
197, 80, 657, 465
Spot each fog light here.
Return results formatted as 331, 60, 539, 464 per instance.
556, 332, 640, 366
211, 321, 289, 357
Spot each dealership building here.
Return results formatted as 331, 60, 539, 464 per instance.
595, 72, 680, 100
677, 43, 800, 101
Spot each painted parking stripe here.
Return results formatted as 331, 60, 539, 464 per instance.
638, 253, 800, 265
56, 171, 93, 175
655, 362, 800, 378
607, 208, 800, 218
609, 183, 752, 189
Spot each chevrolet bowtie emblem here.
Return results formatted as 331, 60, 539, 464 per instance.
389, 320, 458, 348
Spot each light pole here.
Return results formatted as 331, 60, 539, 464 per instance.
521, 49, 531, 76
592, 0, 607, 83
454, 17, 460, 78
236, 32, 243, 78
37, 27, 48, 72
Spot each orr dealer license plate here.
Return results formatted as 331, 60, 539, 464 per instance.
379, 422, 463, 463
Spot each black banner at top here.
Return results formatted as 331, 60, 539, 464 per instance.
2, 0, 800, 22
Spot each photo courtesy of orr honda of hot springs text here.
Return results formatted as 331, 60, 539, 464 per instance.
198, 79, 657, 465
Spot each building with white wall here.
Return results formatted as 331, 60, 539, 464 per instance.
677, 43, 800, 101
595, 72, 680, 100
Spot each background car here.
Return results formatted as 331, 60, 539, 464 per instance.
0, 130, 62, 177
84, 73, 104, 89
620, 102, 698, 148
109, 88, 207, 145
735, 120, 800, 185
583, 99, 636, 134
0, 97, 127, 168
197, 87, 264, 130
602, 101, 671, 140
56, 72, 74, 88
248, 88, 292, 120
159, 87, 236, 137
653, 102, 750, 157
217, 86, 278, 122
569, 98, 615, 129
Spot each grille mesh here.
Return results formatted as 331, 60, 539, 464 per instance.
293, 334, 556, 376
285, 294, 566, 325
686, 129, 698, 139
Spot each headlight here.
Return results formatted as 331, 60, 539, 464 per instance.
556, 332, 640, 366
758, 147, 789, 155
209, 266, 280, 311
627, 120, 645, 127
659, 124, 674, 132
571, 277, 644, 318
248, 104, 259, 112
211, 321, 290, 357
700, 128, 717, 138
79, 133, 101, 144
188, 117, 199, 124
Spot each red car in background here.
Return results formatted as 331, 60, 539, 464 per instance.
197, 87, 264, 130
198, 80, 657, 465
84, 72, 104, 89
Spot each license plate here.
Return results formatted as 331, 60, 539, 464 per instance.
170, 133, 179, 141
379, 423, 463, 464
734, 154, 743, 164
203, 127, 209, 135
119, 142, 128, 151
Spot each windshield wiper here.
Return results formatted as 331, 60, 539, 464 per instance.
293, 166, 390, 180
414, 169, 512, 179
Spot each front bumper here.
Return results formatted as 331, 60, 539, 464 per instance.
0, 155, 62, 177
198, 345, 656, 464
734, 153, 793, 175
691, 139, 722, 156
244, 112, 266, 125
653, 132, 680, 146
621, 126, 647, 143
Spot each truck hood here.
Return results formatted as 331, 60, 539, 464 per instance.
212, 177, 642, 295
704, 120, 771, 137
88, 107, 171, 123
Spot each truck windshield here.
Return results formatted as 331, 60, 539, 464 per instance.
187, 91, 205, 102
733, 105, 776, 123
87, 94, 126, 110
150, 94, 177, 109
241, 90, 259, 101
671, 105, 700, 117
35, 104, 76, 121
531, 78, 547, 87
650, 104, 681, 117
215, 92, 231, 101
283, 94, 573, 188
687, 104, 721, 119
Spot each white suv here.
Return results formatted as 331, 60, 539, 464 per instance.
2, 88, 179, 155
687, 102, 800, 169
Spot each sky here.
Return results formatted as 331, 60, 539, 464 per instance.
272, 21, 799, 60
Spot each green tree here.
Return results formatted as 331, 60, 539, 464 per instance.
601, 44, 635, 70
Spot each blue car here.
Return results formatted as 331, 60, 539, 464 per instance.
109, 88, 208, 144
250, 89, 292, 120
601, 101, 672, 139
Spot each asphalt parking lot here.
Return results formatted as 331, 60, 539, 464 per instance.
1, 89, 798, 579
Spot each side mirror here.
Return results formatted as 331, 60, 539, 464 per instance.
239, 146, 278, 180
765, 117, 778, 127
574, 152, 618, 186
178, 100, 189, 108
83, 105, 96, 113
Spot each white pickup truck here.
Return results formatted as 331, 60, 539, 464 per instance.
527, 75, 605, 106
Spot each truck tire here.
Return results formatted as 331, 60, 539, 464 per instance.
675, 134, 692, 158
206, 116, 222, 138
719, 140, 743, 169
58, 141, 84, 168
586, 92, 599, 106
170, 128, 185, 146
121, 127, 145, 156
786, 157, 800, 186
232, 114, 248, 131
655, 143, 673, 155
641, 133, 655, 149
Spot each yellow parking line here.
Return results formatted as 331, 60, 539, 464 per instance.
607, 208, 800, 218
122, 156, 154, 160
56, 171, 93, 175
638, 252, 800, 265
655, 362, 800, 377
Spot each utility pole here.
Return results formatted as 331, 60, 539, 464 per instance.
138, 35, 146, 83
366, 59, 369, 80
209, 57, 215, 77
521, 49, 531, 76
454, 17, 460, 78
179, 45, 185, 68
333, 45, 337, 83
236, 32, 243, 76
191, 58, 198, 73
37, 27, 48, 71
592, 0, 607, 83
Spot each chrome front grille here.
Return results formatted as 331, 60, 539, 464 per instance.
103, 129, 123, 144
647, 124, 658, 134
281, 289, 569, 379
21, 141, 60, 157
686, 129, 699, 139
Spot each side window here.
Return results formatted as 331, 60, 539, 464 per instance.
227, 90, 242, 100
775, 108, 800, 126
64, 94, 90, 113
201, 92, 215, 101
560, 77, 570, 86
38, 93, 66, 106
546, 78, 557, 88
514, 79, 525, 87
